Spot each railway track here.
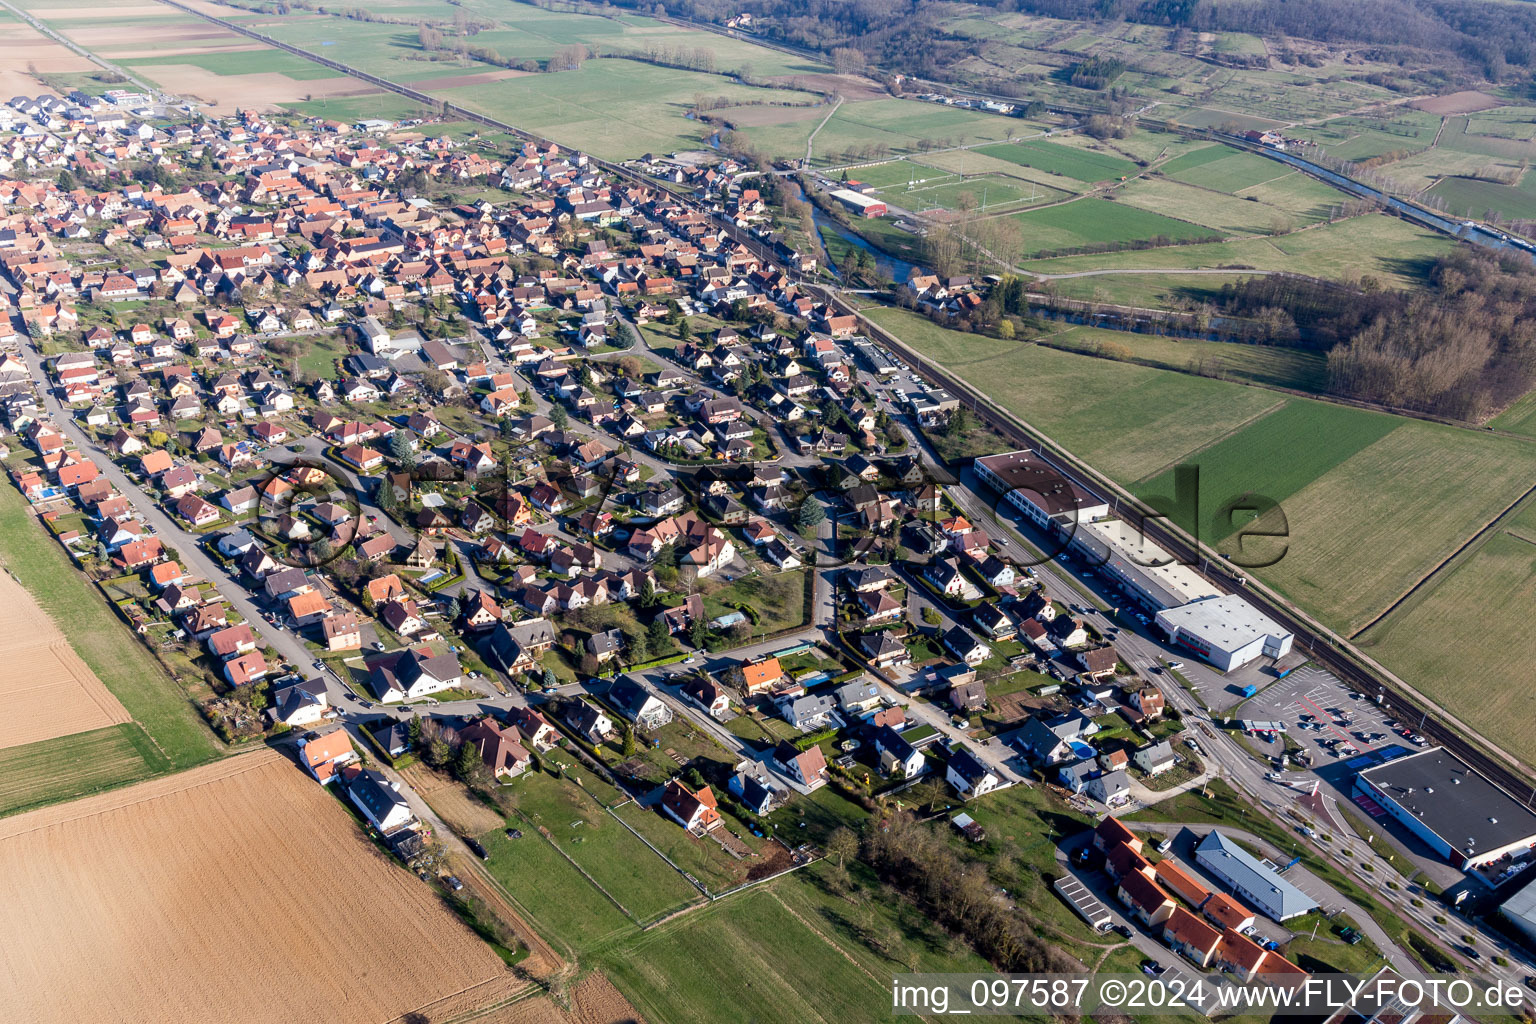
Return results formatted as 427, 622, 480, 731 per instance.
831, 290, 1536, 804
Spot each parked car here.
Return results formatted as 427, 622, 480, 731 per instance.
1157, 837, 1173, 854
444, 875, 463, 892
1166, 661, 1184, 670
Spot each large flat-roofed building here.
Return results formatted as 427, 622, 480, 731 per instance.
1355, 748, 1536, 871
1154, 595, 1292, 671
1070, 518, 1222, 612
1501, 874, 1536, 948
974, 450, 1109, 531
1194, 830, 1317, 922
830, 188, 887, 218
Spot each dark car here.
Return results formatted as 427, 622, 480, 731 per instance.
463, 835, 490, 860
1462, 945, 1481, 961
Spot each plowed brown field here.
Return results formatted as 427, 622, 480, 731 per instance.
0, 750, 522, 1024
0, 568, 129, 750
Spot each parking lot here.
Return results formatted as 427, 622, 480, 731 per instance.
1239, 665, 1426, 768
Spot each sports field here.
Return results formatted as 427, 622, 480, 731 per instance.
977, 138, 1138, 181
0, 751, 521, 1024
1360, 500, 1536, 767
506, 772, 698, 924
1009, 198, 1217, 255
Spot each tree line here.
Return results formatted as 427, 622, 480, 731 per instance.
1215, 250, 1536, 419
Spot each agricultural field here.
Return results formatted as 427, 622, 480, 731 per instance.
0, 484, 217, 773
976, 138, 1138, 182
863, 306, 1286, 482
1023, 213, 1454, 289
1489, 388, 1536, 437
1287, 111, 1441, 161
0, 751, 522, 1024
1425, 174, 1536, 222
1359, 500, 1536, 767
1132, 401, 1402, 536
0, 724, 167, 820
1253, 423, 1536, 634
0, 565, 130, 750
868, 304, 1536, 635
1041, 325, 1329, 392
599, 869, 990, 1024
1008, 197, 1217, 256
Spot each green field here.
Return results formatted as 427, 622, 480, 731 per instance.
0, 725, 169, 819
1360, 500, 1536, 767
117, 50, 345, 80
892, 173, 1062, 212
479, 813, 638, 953
1023, 213, 1454, 289
804, 98, 1030, 166
842, 159, 954, 189
1133, 401, 1402, 536
1009, 197, 1217, 255
1425, 174, 1536, 222
1042, 325, 1329, 392
1034, 271, 1250, 309
976, 138, 1139, 182
0, 484, 218, 772
1490, 388, 1536, 436
1164, 149, 1292, 192
506, 772, 698, 924
864, 306, 1286, 482
867, 304, 1536, 635
1116, 176, 1330, 235
600, 870, 991, 1024
1258, 422, 1536, 633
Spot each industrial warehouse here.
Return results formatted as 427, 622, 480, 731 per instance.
1354, 748, 1536, 871
1154, 595, 1294, 672
1194, 830, 1318, 922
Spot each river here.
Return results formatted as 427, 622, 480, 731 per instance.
786, 180, 924, 283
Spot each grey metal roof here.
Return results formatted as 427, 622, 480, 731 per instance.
1195, 830, 1317, 920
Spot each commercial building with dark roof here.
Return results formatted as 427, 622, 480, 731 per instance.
1355, 747, 1536, 870
974, 450, 1109, 531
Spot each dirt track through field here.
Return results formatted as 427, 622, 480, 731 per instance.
0, 750, 524, 1024
0, 568, 129, 750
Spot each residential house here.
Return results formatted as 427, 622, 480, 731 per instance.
298, 727, 356, 785
458, 718, 532, 780
659, 779, 721, 833
608, 677, 673, 731
945, 747, 1002, 799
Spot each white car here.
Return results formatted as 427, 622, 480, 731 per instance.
1166, 661, 1184, 670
